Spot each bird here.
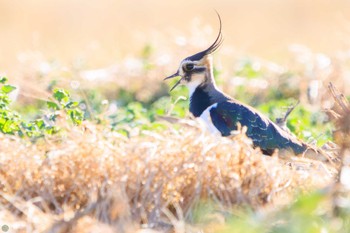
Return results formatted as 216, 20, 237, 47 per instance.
164, 14, 311, 156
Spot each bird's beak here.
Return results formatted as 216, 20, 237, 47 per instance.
164, 72, 179, 80
164, 72, 182, 91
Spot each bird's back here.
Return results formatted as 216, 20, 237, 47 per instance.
209, 100, 308, 155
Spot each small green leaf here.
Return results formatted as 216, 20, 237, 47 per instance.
34, 119, 45, 129
47, 101, 60, 110
0, 76, 8, 84
65, 101, 79, 108
45, 126, 60, 135
1, 119, 17, 134
1, 85, 16, 94
53, 88, 70, 103
67, 109, 84, 125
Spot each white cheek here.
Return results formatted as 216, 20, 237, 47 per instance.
186, 74, 204, 96
187, 80, 202, 96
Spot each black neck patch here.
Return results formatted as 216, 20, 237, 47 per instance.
189, 85, 212, 117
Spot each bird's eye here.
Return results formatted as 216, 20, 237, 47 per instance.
183, 63, 194, 71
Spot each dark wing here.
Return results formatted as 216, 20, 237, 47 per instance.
209, 100, 307, 155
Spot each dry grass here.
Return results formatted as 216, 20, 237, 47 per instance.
0, 118, 337, 232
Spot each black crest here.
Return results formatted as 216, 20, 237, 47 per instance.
186, 12, 223, 61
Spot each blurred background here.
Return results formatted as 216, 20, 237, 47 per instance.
1, 0, 350, 69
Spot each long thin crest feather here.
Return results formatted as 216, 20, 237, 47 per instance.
184, 13, 223, 62
204, 12, 223, 55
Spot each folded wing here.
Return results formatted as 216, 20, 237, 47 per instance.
209, 100, 307, 155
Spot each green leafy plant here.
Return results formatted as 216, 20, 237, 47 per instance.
0, 77, 84, 138
48, 88, 84, 125
0, 76, 23, 135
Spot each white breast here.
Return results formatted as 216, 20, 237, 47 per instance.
197, 103, 221, 135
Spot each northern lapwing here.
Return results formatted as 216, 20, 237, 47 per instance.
164, 14, 310, 156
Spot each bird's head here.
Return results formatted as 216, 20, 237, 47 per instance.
164, 13, 223, 92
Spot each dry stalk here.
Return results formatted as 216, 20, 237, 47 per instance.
327, 82, 350, 216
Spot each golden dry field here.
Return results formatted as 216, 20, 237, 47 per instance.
1, 0, 350, 232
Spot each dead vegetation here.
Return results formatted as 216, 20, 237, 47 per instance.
0, 116, 337, 232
